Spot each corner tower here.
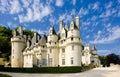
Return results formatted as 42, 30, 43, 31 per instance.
11, 26, 26, 67
65, 16, 82, 66
46, 26, 59, 67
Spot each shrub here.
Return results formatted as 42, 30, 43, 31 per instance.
0, 74, 12, 77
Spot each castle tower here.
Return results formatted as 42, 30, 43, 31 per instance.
65, 18, 82, 66
46, 26, 59, 66
11, 26, 26, 67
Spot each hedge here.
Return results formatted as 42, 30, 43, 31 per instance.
0, 66, 94, 73
0, 74, 12, 77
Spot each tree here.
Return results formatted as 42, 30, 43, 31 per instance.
99, 56, 107, 67
0, 26, 12, 60
23, 29, 34, 38
106, 53, 119, 66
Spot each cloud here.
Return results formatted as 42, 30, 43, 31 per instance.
91, 16, 97, 21
58, 12, 72, 24
92, 2, 99, 10
21, 0, 32, 8
90, 26, 120, 44
105, 1, 112, 9
49, 15, 56, 25
78, 7, 88, 17
0, 0, 23, 14
98, 50, 111, 55
72, 0, 76, 5
18, 0, 52, 23
31, 28, 48, 35
55, 0, 64, 7
9, 0, 23, 14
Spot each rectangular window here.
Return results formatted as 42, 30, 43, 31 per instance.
50, 49, 52, 53
62, 48, 65, 53
71, 57, 73, 64
42, 59, 47, 65
72, 45, 74, 50
62, 59, 65, 65
50, 58, 52, 66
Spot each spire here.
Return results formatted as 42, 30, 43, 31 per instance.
49, 26, 56, 35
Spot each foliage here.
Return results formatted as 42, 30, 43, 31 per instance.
0, 74, 12, 77
99, 53, 120, 67
0, 26, 34, 60
23, 29, 34, 38
99, 56, 107, 67
0, 26, 12, 59
106, 53, 120, 66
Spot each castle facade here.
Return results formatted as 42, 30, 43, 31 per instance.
11, 16, 100, 68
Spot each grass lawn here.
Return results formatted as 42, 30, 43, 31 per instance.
0, 74, 12, 77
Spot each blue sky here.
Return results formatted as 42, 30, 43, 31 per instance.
0, 0, 120, 55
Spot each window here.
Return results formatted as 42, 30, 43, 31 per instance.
42, 59, 47, 65
62, 59, 65, 65
71, 37, 73, 41
50, 49, 52, 53
72, 45, 74, 50
50, 58, 52, 66
62, 48, 65, 53
71, 57, 74, 64
37, 59, 40, 65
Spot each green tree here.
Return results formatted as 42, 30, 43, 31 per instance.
23, 29, 34, 38
0, 26, 12, 59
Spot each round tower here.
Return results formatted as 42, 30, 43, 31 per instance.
65, 18, 82, 66
11, 26, 26, 67
46, 26, 59, 67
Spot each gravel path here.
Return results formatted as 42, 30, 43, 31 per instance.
0, 65, 120, 77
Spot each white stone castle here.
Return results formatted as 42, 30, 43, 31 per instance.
11, 16, 100, 68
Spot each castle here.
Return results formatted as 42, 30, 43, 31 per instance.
11, 16, 100, 68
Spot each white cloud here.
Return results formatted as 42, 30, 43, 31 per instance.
91, 16, 97, 21
98, 50, 111, 55
56, 0, 64, 7
82, 21, 90, 26
9, 0, 23, 14
18, 0, 52, 23
86, 35, 90, 38
49, 15, 56, 25
92, 2, 99, 10
21, 0, 32, 8
58, 12, 72, 24
72, 0, 76, 5
78, 7, 88, 17
105, 1, 112, 9
100, 10, 111, 18
90, 26, 120, 44
31, 28, 48, 35
71, 9, 76, 16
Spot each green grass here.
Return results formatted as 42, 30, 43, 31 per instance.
0, 74, 12, 77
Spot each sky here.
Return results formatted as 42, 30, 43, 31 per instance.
0, 0, 120, 56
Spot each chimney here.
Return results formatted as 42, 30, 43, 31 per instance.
75, 16, 79, 29
59, 21, 63, 32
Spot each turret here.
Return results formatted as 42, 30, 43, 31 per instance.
11, 26, 26, 67
48, 26, 58, 42
47, 26, 59, 67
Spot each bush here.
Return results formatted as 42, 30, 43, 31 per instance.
0, 66, 83, 73
0, 74, 12, 77
0, 65, 94, 73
